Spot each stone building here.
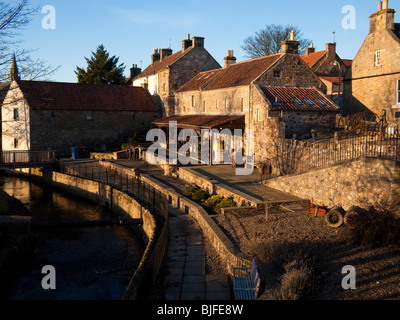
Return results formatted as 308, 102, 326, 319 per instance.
128, 35, 221, 117
2, 59, 160, 154
343, 0, 400, 126
156, 32, 340, 165
301, 43, 352, 109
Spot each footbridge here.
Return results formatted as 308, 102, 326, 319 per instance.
0, 150, 56, 168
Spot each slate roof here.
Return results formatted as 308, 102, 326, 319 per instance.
152, 114, 245, 130
259, 85, 339, 112
16, 80, 158, 112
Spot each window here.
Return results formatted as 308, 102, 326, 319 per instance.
305, 99, 315, 106
397, 80, 400, 105
257, 109, 261, 121
375, 50, 381, 66
216, 99, 219, 110
273, 70, 281, 79
203, 101, 207, 113
241, 98, 246, 112
14, 138, 18, 149
86, 112, 93, 121
192, 96, 196, 107
317, 99, 327, 106
13, 108, 19, 120
295, 99, 303, 106
225, 99, 230, 109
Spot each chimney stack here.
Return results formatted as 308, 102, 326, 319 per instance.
305, 43, 315, 56
370, 0, 395, 32
326, 43, 336, 55
130, 64, 142, 78
182, 34, 192, 52
151, 49, 160, 65
192, 36, 205, 48
224, 50, 237, 68
160, 48, 173, 61
281, 31, 300, 54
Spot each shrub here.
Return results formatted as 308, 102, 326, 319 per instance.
184, 184, 210, 201
205, 195, 224, 207
346, 207, 400, 247
277, 264, 313, 300
214, 198, 237, 214
191, 188, 210, 201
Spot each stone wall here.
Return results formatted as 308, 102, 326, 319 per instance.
264, 157, 399, 211
29, 109, 160, 152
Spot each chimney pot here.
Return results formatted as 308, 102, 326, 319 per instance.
383, 0, 388, 9
378, 1, 383, 11
224, 49, 237, 68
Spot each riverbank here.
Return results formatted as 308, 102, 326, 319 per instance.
0, 187, 33, 298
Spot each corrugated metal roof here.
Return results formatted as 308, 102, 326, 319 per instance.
259, 85, 339, 112
17, 80, 159, 112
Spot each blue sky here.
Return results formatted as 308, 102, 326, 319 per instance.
16, 0, 392, 82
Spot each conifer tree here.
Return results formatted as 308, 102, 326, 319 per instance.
75, 44, 126, 85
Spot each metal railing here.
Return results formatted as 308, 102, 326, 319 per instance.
58, 161, 168, 216
0, 150, 56, 167
263, 130, 400, 177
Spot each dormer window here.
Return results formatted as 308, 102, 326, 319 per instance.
375, 50, 381, 66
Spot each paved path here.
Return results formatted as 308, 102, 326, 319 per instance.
164, 207, 231, 300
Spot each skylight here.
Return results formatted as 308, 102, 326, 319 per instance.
317, 99, 327, 106
305, 99, 315, 106
295, 99, 303, 106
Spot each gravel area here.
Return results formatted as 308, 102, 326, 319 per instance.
211, 203, 400, 300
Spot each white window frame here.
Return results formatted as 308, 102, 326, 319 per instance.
273, 70, 281, 79
375, 50, 381, 66
241, 98, 246, 112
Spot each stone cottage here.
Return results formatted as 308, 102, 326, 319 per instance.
156, 32, 340, 165
343, 0, 400, 126
301, 43, 352, 109
2, 58, 161, 154
128, 34, 221, 117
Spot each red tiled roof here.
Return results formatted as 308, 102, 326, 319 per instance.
319, 76, 341, 84
203, 54, 282, 90
342, 59, 353, 68
175, 69, 223, 93
135, 49, 189, 79
152, 114, 245, 129
300, 51, 326, 68
17, 80, 159, 112
259, 85, 339, 112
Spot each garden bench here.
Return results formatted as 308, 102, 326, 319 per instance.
232, 260, 260, 300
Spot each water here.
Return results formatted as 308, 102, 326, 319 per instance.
0, 174, 144, 300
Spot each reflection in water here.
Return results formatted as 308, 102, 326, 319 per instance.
1, 175, 144, 300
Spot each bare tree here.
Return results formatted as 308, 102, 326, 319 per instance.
241, 24, 312, 59
0, 0, 59, 81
